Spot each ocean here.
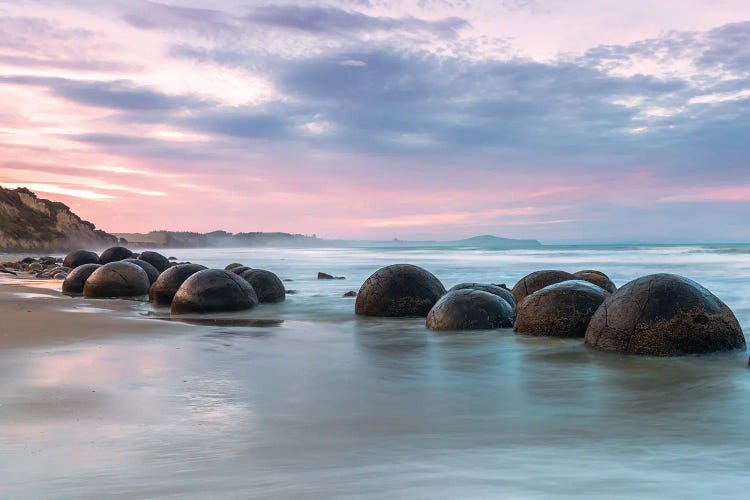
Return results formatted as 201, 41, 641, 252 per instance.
2, 244, 750, 498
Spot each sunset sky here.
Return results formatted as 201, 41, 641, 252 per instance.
1, 0, 749, 242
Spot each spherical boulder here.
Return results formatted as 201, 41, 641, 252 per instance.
426, 289, 515, 331
139, 251, 171, 273
514, 280, 609, 338
585, 274, 746, 356
449, 282, 516, 308
229, 266, 252, 275
83, 261, 150, 298
63, 250, 99, 269
62, 263, 101, 294
122, 258, 160, 285
149, 263, 207, 306
573, 270, 617, 293
225, 263, 244, 271
355, 264, 446, 317
511, 270, 576, 306
171, 269, 259, 314
99, 246, 133, 264
239, 269, 285, 303
28, 262, 43, 272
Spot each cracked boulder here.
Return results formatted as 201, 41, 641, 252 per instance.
149, 263, 207, 306
449, 282, 516, 308
573, 269, 617, 293
83, 261, 150, 298
426, 289, 515, 331
511, 270, 576, 306
62, 263, 101, 295
171, 269, 259, 314
355, 264, 446, 317
239, 269, 286, 303
585, 273, 746, 356
138, 251, 172, 273
98, 246, 133, 264
63, 250, 99, 269
514, 280, 609, 338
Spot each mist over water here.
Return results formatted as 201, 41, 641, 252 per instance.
2, 245, 750, 498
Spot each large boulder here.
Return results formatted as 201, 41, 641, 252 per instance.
61, 263, 101, 294
63, 250, 99, 269
239, 269, 286, 303
171, 269, 259, 314
355, 264, 446, 317
83, 261, 150, 298
98, 246, 133, 264
573, 270, 617, 293
426, 289, 515, 331
449, 282, 516, 308
585, 274, 746, 356
122, 258, 160, 284
514, 280, 609, 338
511, 270, 576, 305
138, 251, 171, 273
149, 263, 207, 306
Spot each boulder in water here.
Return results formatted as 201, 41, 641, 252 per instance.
355, 264, 445, 317
149, 263, 207, 306
171, 269, 259, 314
63, 250, 99, 269
426, 289, 515, 331
99, 246, 133, 264
62, 263, 101, 294
83, 261, 150, 298
239, 269, 286, 303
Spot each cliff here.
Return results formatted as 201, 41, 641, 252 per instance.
0, 186, 119, 252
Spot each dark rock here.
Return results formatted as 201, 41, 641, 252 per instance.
0, 268, 17, 276
53, 272, 68, 280
28, 262, 43, 272
318, 272, 345, 280
168, 256, 177, 261
239, 269, 286, 303
122, 258, 160, 285
62, 263, 101, 294
573, 270, 617, 293
449, 282, 516, 308
355, 264, 446, 317
514, 280, 608, 338
511, 270, 576, 305
286, 290, 298, 294
171, 269, 259, 314
21, 257, 35, 264
426, 289, 515, 331
149, 263, 207, 306
225, 263, 244, 271
229, 266, 252, 275
99, 246, 133, 264
139, 251, 171, 273
343, 291, 357, 297
83, 261, 150, 298
63, 250, 99, 269
585, 274, 746, 356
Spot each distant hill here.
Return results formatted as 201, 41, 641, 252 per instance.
446, 235, 543, 248
0, 186, 119, 252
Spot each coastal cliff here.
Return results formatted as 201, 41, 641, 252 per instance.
0, 186, 119, 252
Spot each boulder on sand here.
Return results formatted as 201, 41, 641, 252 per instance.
63, 250, 99, 269
426, 289, 515, 331
511, 270, 576, 306
239, 269, 286, 303
138, 251, 171, 273
83, 261, 150, 298
171, 269, 259, 314
122, 258, 160, 285
573, 269, 617, 293
355, 264, 446, 317
62, 263, 101, 294
98, 246, 133, 264
149, 263, 207, 306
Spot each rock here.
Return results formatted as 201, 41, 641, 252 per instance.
449, 282, 516, 308
0, 268, 17, 276
83, 261, 150, 298
138, 251, 171, 273
28, 262, 43, 272
355, 264, 446, 317
21, 257, 35, 264
511, 270, 576, 305
426, 289, 515, 331
63, 250, 99, 269
229, 266, 252, 275
62, 263, 101, 294
318, 272, 345, 280
286, 290, 298, 294
53, 272, 68, 280
149, 263, 207, 306
514, 280, 608, 338
168, 256, 177, 261
239, 269, 286, 303
171, 269, 259, 314
122, 258, 160, 285
573, 270, 617, 293
585, 274, 746, 356
343, 291, 357, 297
99, 246, 133, 264
225, 263, 244, 271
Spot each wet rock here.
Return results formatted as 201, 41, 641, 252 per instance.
355, 264, 446, 317
511, 270, 576, 305
99, 246, 133, 264
449, 282, 516, 308
514, 280, 608, 338
318, 272, 345, 280
229, 266, 252, 275
171, 269, 259, 314
168, 256, 177, 261
63, 250, 99, 269
53, 272, 68, 280
585, 273, 746, 356
343, 291, 357, 297
28, 262, 43, 272
573, 269, 617, 293
21, 257, 35, 264
122, 258, 160, 285
62, 263, 101, 294
426, 289, 515, 331
149, 263, 207, 306
138, 251, 171, 273
0, 268, 17, 276
83, 261, 150, 298
286, 290, 298, 295
225, 263, 244, 271
239, 269, 286, 303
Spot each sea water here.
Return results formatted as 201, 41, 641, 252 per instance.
1, 245, 750, 498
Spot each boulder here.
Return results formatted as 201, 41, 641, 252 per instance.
573, 269, 617, 293
355, 264, 446, 317
63, 250, 99, 269
149, 263, 207, 306
511, 270, 576, 305
229, 266, 252, 275
139, 251, 171, 273
318, 272, 344, 280
514, 280, 608, 338
171, 269, 259, 314
426, 289, 515, 331
83, 261, 150, 298
343, 291, 357, 297
99, 246, 133, 264
122, 258, 160, 285
239, 269, 286, 303
225, 263, 244, 271
449, 282, 516, 308
53, 272, 68, 280
28, 262, 43, 272
585, 274, 746, 356
62, 263, 102, 294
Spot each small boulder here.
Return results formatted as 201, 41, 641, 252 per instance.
573, 270, 617, 293
239, 269, 286, 303
62, 263, 101, 295
29, 262, 43, 272
99, 246, 133, 264
355, 264, 446, 317
225, 263, 244, 271
63, 250, 99, 269
53, 272, 68, 280
122, 258, 160, 285
168, 256, 177, 261
171, 269, 259, 314
83, 261, 150, 298
426, 289, 515, 331
449, 282, 516, 308
139, 251, 171, 273
511, 270, 576, 305
318, 272, 344, 280
343, 291, 357, 297
149, 263, 207, 306
229, 266, 252, 275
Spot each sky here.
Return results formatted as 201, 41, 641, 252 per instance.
0, 0, 749, 243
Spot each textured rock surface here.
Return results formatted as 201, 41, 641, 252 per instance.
149, 263, 207, 306
83, 261, 150, 298
585, 273, 746, 355
239, 269, 286, 303
355, 264, 446, 317
171, 269, 259, 314
62, 263, 102, 294
511, 270, 576, 305
426, 289, 515, 331
449, 282, 516, 308
63, 250, 99, 269
138, 251, 171, 273
99, 246, 133, 264
573, 270, 617, 293
225, 263, 244, 270
122, 258, 160, 285
514, 280, 608, 338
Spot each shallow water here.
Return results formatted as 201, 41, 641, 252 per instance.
1, 245, 750, 498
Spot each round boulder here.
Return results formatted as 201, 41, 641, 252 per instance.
62, 263, 101, 294
99, 246, 133, 264
229, 266, 252, 275
426, 289, 515, 331
355, 264, 446, 317
63, 250, 99, 269
449, 282, 516, 308
511, 270, 576, 306
573, 270, 617, 293
171, 269, 259, 314
121, 258, 160, 285
225, 263, 244, 271
514, 280, 609, 338
149, 263, 207, 306
139, 251, 171, 273
585, 274, 746, 356
83, 261, 150, 298
239, 269, 285, 303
